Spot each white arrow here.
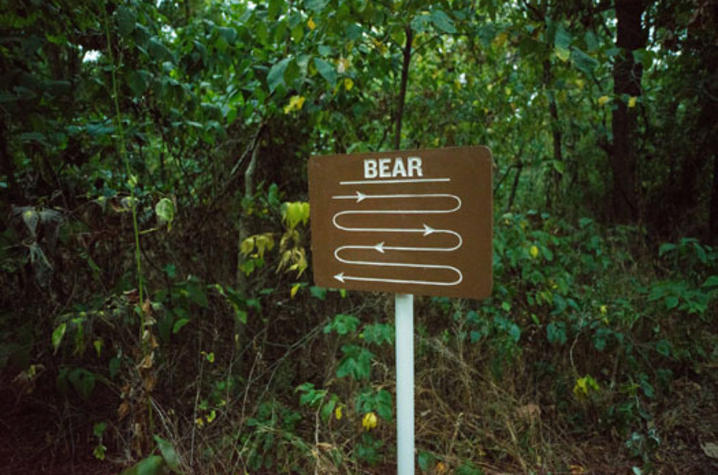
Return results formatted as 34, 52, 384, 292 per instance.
332, 192, 461, 211
332, 249, 463, 286
335, 232, 462, 254
333, 269, 463, 287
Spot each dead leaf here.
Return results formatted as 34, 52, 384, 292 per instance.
702, 442, 718, 459
137, 352, 154, 370
516, 402, 541, 422
143, 373, 156, 392
141, 298, 152, 316
117, 400, 130, 420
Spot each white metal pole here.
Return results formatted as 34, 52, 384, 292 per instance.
395, 293, 415, 475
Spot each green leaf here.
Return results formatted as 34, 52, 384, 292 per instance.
68, 368, 96, 400
571, 48, 598, 75
148, 37, 173, 63
336, 345, 374, 380
701, 275, 718, 291
309, 286, 327, 300
93, 421, 107, 438
154, 435, 180, 472
109, 356, 121, 379
20, 132, 47, 145
186, 283, 208, 308
324, 313, 359, 335
306, 0, 329, 13
116, 6, 136, 36
52, 322, 66, 353
410, 14, 431, 33
172, 318, 189, 334
665, 296, 679, 309
546, 321, 567, 345
658, 243, 676, 257
217, 26, 237, 44
120, 455, 165, 475
429, 9, 456, 34
361, 323, 394, 345
268, 0, 282, 19
554, 23, 572, 50
128, 70, 150, 96
313, 57, 336, 85
267, 57, 291, 93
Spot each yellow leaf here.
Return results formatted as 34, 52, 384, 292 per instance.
254, 233, 275, 258
344, 77, 354, 91
93, 338, 103, 357
240, 237, 254, 256
362, 412, 377, 431
307, 17, 316, 31
555, 46, 570, 62
600, 305, 607, 315
334, 406, 342, 420
283, 95, 306, 114
628, 96, 637, 108
283, 201, 310, 229
206, 409, 217, 423
598, 95, 611, 106
290, 283, 300, 298
530, 245, 539, 259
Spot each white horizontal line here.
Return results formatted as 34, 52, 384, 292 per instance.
339, 178, 451, 185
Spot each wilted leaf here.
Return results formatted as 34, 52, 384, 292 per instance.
117, 400, 130, 420
240, 237, 254, 256
137, 352, 154, 369
22, 208, 39, 237
155, 197, 175, 227
282, 201, 310, 229
701, 442, 718, 459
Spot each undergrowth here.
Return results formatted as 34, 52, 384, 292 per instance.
3, 198, 716, 473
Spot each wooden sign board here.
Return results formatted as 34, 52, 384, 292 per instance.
308, 146, 493, 300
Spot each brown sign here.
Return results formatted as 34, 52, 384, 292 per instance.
308, 146, 493, 300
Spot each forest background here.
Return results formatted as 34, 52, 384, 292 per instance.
1, 0, 717, 473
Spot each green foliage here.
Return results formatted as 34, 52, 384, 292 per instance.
1, 0, 716, 472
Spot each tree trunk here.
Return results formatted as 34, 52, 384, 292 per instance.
236, 143, 260, 291
394, 26, 413, 149
609, 0, 647, 222
543, 59, 562, 209
711, 153, 718, 244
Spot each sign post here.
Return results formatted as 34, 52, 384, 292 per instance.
309, 146, 492, 473
395, 293, 414, 475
